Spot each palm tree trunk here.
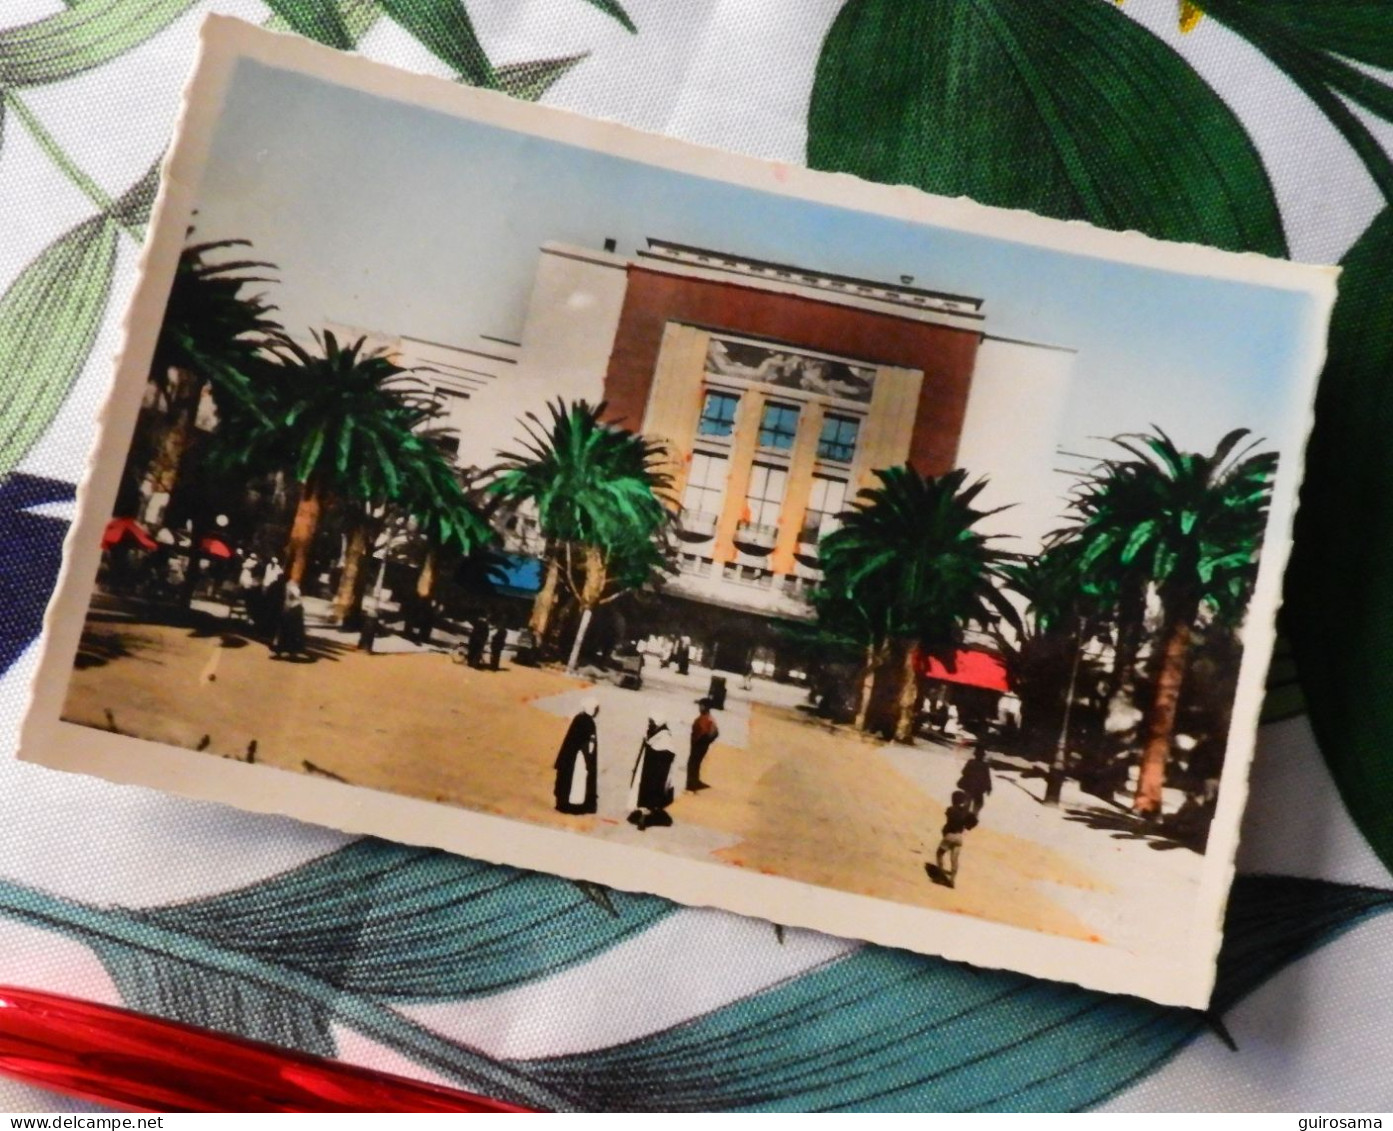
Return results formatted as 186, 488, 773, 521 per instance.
417, 544, 437, 600
565, 544, 607, 672
1133, 613, 1193, 817
333, 518, 371, 625
147, 366, 202, 501
567, 607, 593, 673
285, 478, 323, 587
853, 642, 879, 731
893, 640, 922, 744
529, 553, 561, 639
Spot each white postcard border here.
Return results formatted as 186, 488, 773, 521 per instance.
17, 15, 1340, 1010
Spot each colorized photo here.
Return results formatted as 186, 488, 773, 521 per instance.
20, 19, 1337, 1007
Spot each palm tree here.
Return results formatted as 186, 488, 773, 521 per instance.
234, 331, 443, 588
816, 466, 1020, 742
996, 542, 1092, 756
489, 400, 674, 669
145, 239, 281, 506
1060, 428, 1276, 816
402, 450, 498, 617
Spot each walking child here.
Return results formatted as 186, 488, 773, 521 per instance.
935, 790, 978, 888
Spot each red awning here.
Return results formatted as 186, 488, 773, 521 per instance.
101, 517, 157, 551
917, 649, 1011, 693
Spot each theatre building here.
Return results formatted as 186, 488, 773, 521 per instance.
484, 238, 1076, 677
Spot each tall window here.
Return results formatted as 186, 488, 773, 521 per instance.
818, 414, 860, 462
801, 475, 848, 544
698, 390, 739, 438
758, 401, 800, 450
744, 463, 788, 531
682, 451, 728, 523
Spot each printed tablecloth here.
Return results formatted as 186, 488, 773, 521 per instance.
1, 0, 1391, 1112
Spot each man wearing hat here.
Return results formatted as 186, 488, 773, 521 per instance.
686, 699, 720, 792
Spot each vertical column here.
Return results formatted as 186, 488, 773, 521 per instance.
770, 401, 825, 576
852, 365, 924, 493
641, 323, 711, 504
712, 388, 766, 566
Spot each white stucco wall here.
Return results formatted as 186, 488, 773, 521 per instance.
955, 337, 1076, 556
450, 243, 629, 469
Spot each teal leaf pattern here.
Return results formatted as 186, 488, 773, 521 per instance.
0, 213, 118, 478
513, 875, 1393, 1111
806, 0, 1287, 257
1287, 207, 1393, 872
121, 838, 673, 1002
0, 0, 197, 88
0, 851, 1386, 1111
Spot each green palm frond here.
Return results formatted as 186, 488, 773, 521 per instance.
816, 465, 1018, 654
152, 239, 284, 415
488, 399, 673, 551
1056, 427, 1277, 624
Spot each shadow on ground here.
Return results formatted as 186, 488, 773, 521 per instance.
78, 598, 356, 668
1063, 802, 1206, 854
74, 629, 153, 670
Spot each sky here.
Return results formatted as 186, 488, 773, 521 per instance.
192, 57, 1322, 476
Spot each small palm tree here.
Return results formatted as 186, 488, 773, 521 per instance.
401, 446, 497, 614
1060, 428, 1276, 815
146, 239, 281, 504
996, 541, 1094, 755
817, 466, 1020, 742
489, 399, 674, 669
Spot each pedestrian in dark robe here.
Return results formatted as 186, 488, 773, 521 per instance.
627, 712, 677, 830
467, 616, 490, 668
935, 790, 978, 888
256, 573, 286, 643
957, 744, 993, 815
271, 579, 307, 660
553, 697, 600, 814
686, 699, 719, 791
673, 637, 690, 676
489, 624, 508, 671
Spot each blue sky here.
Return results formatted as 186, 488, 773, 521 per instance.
194, 58, 1319, 464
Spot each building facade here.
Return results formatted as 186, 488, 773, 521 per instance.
501, 239, 1075, 644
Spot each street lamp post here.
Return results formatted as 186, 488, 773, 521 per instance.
1044, 616, 1086, 806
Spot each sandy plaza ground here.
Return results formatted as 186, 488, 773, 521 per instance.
61, 596, 1204, 955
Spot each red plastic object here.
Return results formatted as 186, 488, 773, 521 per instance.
0, 986, 531, 1113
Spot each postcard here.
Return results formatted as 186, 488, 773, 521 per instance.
19, 15, 1338, 1008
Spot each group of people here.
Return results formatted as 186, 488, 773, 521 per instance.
933, 743, 993, 888
238, 555, 309, 661
552, 697, 721, 830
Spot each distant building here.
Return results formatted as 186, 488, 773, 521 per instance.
489, 239, 1075, 670
326, 240, 1077, 676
